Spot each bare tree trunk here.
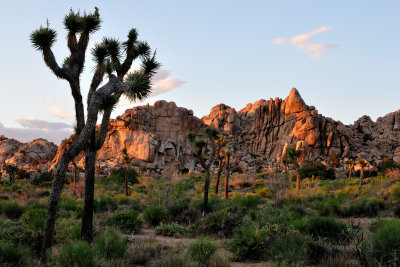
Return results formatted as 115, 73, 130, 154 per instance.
359, 169, 364, 191
125, 164, 129, 196
348, 168, 352, 180
224, 156, 230, 199
72, 160, 77, 195
81, 133, 96, 243
296, 168, 301, 193
202, 170, 210, 216
215, 160, 222, 194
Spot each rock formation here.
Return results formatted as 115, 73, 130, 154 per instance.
0, 136, 57, 171
7, 88, 400, 173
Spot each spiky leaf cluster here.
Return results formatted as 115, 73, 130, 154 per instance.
91, 43, 108, 65
64, 8, 101, 34
141, 53, 160, 77
136, 41, 151, 57
124, 72, 151, 101
103, 38, 121, 59
63, 56, 72, 68
30, 27, 57, 51
127, 28, 138, 43
99, 94, 119, 113
204, 126, 218, 139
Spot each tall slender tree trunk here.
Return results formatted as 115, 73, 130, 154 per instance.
296, 168, 301, 193
348, 168, 352, 180
125, 164, 129, 196
224, 156, 230, 199
359, 169, 364, 191
202, 170, 210, 216
215, 160, 222, 194
72, 160, 77, 195
81, 133, 96, 243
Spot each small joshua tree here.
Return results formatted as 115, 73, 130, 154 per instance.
121, 147, 131, 196
344, 158, 356, 180
187, 126, 218, 215
283, 147, 303, 193
31, 8, 159, 255
223, 142, 233, 199
356, 158, 368, 191
214, 136, 225, 195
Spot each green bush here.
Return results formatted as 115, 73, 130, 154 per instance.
58, 241, 95, 267
343, 198, 384, 217
300, 163, 335, 180
190, 205, 245, 237
93, 227, 126, 260
16, 169, 29, 180
31, 171, 53, 186
94, 196, 117, 212
233, 194, 260, 209
157, 254, 196, 267
143, 206, 166, 226
0, 201, 24, 219
55, 218, 81, 243
365, 218, 400, 266
191, 195, 223, 213
59, 197, 82, 213
107, 167, 139, 185
106, 209, 142, 234
127, 239, 162, 265
270, 230, 307, 264
20, 208, 46, 230
294, 216, 348, 243
189, 236, 217, 265
155, 222, 186, 236
0, 241, 27, 267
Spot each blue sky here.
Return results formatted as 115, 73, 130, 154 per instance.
0, 1, 399, 144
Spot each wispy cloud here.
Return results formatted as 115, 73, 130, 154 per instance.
0, 119, 72, 144
45, 98, 73, 119
272, 26, 338, 59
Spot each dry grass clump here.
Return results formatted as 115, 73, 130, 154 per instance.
127, 238, 163, 265
385, 168, 400, 179
231, 174, 256, 188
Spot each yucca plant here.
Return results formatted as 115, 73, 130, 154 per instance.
30, 7, 160, 260
187, 126, 218, 215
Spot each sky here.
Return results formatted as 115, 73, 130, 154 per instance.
0, 1, 399, 144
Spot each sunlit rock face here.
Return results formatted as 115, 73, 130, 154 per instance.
0, 136, 57, 171
49, 88, 400, 172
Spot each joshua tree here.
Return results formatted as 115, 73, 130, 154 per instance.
356, 158, 368, 191
344, 158, 355, 180
283, 147, 303, 193
31, 8, 159, 255
187, 126, 218, 215
214, 136, 225, 195
224, 144, 233, 199
64, 129, 78, 195
121, 147, 131, 196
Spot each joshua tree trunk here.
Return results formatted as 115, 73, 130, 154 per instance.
203, 170, 210, 216
348, 168, 352, 180
81, 132, 96, 243
215, 160, 222, 194
296, 167, 301, 193
125, 164, 129, 196
359, 169, 364, 191
224, 155, 230, 199
72, 160, 77, 195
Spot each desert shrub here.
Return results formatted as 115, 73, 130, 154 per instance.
157, 254, 196, 267
143, 206, 166, 226
58, 241, 95, 267
354, 169, 377, 178
155, 222, 186, 236
189, 236, 217, 265
113, 194, 131, 205
0, 241, 28, 267
93, 227, 126, 260
379, 158, 400, 172
190, 205, 245, 237
127, 239, 162, 265
386, 184, 400, 200
310, 197, 343, 216
20, 207, 46, 230
31, 171, 53, 186
55, 218, 81, 243
270, 230, 307, 264
106, 209, 142, 234
364, 218, 400, 266
343, 198, 384, 217
167, 198, 189, 217
233, 194, 260, 209
94, 196, 117, 212
294, 216, 348, 243
230, 223, 292, 260
306, 240, 329, 264
16, 169, 29, 180
167, 199, 200, 225
59, 197, 82, 214
300, 162, 336, 180
191, 195, 223, 213
256, 187, 271, 198
107, 167, 138, 185
0, 201, 24, 219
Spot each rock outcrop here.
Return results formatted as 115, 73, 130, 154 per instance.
0, 136, 57, 171
28, 88, 400, 172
